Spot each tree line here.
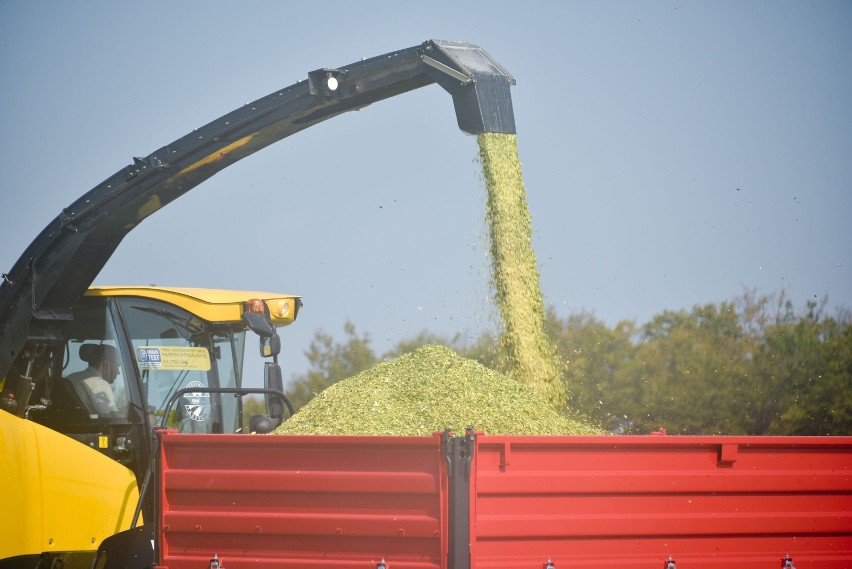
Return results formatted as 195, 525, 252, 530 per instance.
279, 291, 851, 436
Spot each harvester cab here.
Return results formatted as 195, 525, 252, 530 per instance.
3, 286, 300, 473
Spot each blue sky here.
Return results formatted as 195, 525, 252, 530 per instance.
1, 1, 850, 385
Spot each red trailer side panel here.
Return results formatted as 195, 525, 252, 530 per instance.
158, 431, 447, 569
470, 435, 852, 569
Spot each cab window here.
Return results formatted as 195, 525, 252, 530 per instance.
116, 297, 227, 433
212, 328, 246, 432
62, 299, 130, 421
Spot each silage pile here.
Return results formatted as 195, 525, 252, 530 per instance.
274, 344, 602, 436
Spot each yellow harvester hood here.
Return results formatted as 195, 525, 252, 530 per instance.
0, 410, 139, 560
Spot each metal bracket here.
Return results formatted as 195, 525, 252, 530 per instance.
718, 442, 739, 466
463, 426, 475, 480
420, 54, 472, 86
442, 429, 454, 476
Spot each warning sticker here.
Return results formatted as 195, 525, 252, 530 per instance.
136, 346, 211, 371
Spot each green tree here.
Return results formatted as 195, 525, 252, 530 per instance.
548, 310, 638, 431
800, 317, 852, 434
754, 299, 852, 435
286, 321, 377, 411
617, 303, 754, 434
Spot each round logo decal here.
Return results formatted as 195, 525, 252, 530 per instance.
182, 380, 211, 422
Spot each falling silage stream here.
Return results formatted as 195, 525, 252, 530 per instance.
478, 133, 567, 410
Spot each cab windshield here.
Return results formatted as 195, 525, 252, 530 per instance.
116, 297, 245, 433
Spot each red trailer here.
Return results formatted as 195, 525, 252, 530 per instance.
136, 430, 852, 569
471, 434, 852, 568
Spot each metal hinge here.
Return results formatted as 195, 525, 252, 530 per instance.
442, 427, 476, 480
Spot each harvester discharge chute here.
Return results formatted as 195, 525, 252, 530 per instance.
0, 40, 516, 395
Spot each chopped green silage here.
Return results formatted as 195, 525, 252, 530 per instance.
478, 133, 566, 409
274, 345, 601, 436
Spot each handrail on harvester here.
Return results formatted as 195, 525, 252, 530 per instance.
0, 40, 516, 379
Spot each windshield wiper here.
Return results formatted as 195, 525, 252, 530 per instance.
128, 305, 206, 338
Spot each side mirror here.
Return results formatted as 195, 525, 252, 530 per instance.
241, 311, 274, 338
264, 361, 284, 425
259, 332, 280, 359
243, 310, 280, 358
